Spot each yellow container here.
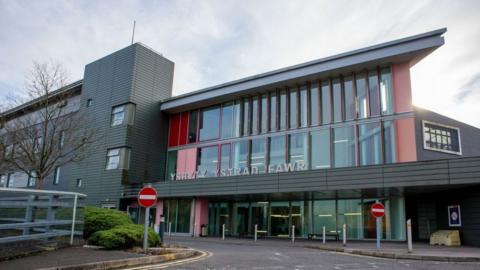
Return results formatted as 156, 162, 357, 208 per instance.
429, 230, 461, 246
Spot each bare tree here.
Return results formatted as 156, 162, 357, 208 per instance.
0, 62, 99, 188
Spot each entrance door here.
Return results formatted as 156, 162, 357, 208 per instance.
362, 199, 387, 239
234, 203, 250, 236
270, 201, 290, 237
251, 202, 268, 235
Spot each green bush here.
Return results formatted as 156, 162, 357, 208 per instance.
83, 206, 133, 239
88, 224, 160, 250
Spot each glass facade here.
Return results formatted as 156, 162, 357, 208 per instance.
165, 67, 398, 180
209, 197, 405, 240
164, 199, 191, 233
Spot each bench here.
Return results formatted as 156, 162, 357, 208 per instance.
307, 233, 339, 241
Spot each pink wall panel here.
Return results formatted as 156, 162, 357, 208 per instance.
176, 148, 197, 179
154, 200, 163, 225
392, 63, 413, 113
194, 198, 209, 237
395, 117, 417, 162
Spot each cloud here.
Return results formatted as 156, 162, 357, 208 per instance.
455, 74, 480, 102
0, 0, 480, 126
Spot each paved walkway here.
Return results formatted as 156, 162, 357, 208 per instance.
0, 246, 146, 270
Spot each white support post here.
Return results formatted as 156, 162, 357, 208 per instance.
292, 225, 295, 243
70, 194, 78, 245
194, 222, 197, 238
322, 225, 326, 244
342, 224, 347, 246
222, 223, 225, 240
407, 219, 413, 253
254, 224, 258, 242
168, 222, 172, 236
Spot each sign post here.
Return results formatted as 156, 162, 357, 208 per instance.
138, 186, 157, 253
371, 202, 385, 252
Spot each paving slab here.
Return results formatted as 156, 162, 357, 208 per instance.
0, 246, 146, 270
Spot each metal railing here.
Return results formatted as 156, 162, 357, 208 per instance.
0, 187, 86, 245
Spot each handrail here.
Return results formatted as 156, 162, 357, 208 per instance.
0, 187, 86, 197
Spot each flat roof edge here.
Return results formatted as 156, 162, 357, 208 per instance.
161, 28, 446, 111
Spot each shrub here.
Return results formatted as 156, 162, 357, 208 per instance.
88, 224, 160, 250
83, 206, 133, 239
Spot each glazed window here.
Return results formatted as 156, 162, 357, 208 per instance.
368, 70, 381, 117
356, 73, 368, 119
197, 146, 219, 178
310, 82, 320, 126
260, 94, 268, 133
53, 167, 61, 185
166, 150, 178, 181
106, 148, 131, 170
279, 90, 287, 130
250, 138, 266, 173
28, 170, 37, 187
333, 126, 356, 168
111, 103, 135, 126
232, 140, 249, 171
311, 129, 330, 169
344, 76, 356, 120
251, 96, 259, 135
321, 80, 331, 124
299, 86, 308, 127
242, 98, 250, 136
380, 67, 394, 115
199, 106, 220, 141
332, 78, 342, 122
289, 87, 298, 129
423, 121, 461, 155
269, 135, 286, 169
359, 122, 382, 166
384, 120, 397, 164
269, 92, 277, 131
289, 133, 308, 167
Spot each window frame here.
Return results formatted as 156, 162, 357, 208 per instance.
53, 167, 60, 185
105, 147, 131, 170
422, 120, 462, 155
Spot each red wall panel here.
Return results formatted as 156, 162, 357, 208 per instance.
168, 113, 180, 147
179, 111, 189, 145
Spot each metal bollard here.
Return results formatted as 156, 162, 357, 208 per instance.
407, 219, 413, 253
292, 225, 295, 243
342, 224, 346, 246
168, 222, 172, 236
194, 222, 197, 238
322, 225, 326, 244
222, 224, 225, 240
254, 224, 258, 242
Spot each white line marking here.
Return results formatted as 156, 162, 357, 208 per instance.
122, 249, 211, 270
139, 195, 156, 200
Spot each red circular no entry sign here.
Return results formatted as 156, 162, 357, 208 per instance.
138, 187, 157, 208
371, 202, 385, 218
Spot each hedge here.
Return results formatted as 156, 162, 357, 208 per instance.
88, 224, 160, 250
83, 206, 133, 239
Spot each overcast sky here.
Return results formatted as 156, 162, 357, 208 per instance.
1, 0, 479, 126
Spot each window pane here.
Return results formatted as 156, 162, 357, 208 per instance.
313, 200, 336, 234
289, 88, 298, 128
359, 122, 382, 165
232, 140, 249, 171
310, 82, 320, 126
270, 92, 277, 131
384, 121, 397, 164
251, 138, 266, 173
321, 81, 331, 124
279, 90, 287, 130
368, 70, 381, 116
333, 78, 342, 122
260, 94, 268, 133
220, 144, 231, 172
289, 133, 307, 168
299, 86, 308, 127
269, 136, 286, 170
166, 150, 178, 180
197, 146, 219, 177
242, 98, 250, 136
344, 76, 355, 120
311, 129, 330, 169
199, 106, 220, 141
356, 73, 368, 118
188, 110, 198, 143
221, 102, 234, 138
333, 126, 355, 167
252, 96, 259, 134
380, 67, 394, 115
